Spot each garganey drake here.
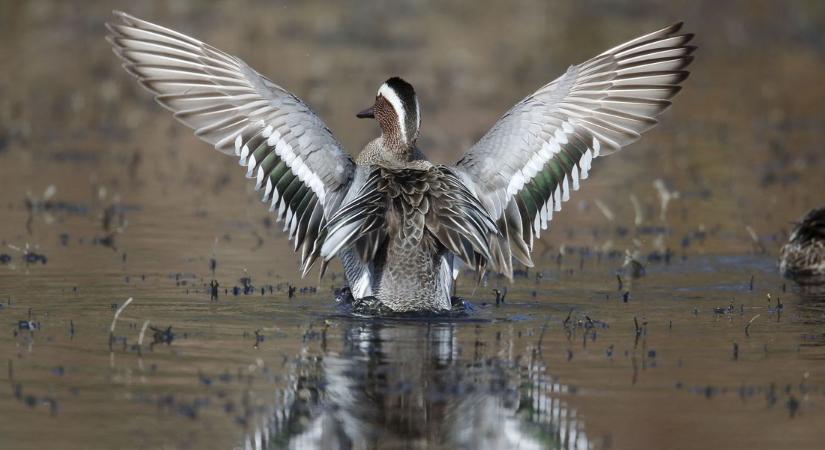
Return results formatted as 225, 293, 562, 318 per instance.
107, 12, 695, 312
780, 208, 825, 280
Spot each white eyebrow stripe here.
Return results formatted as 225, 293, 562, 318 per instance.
415, 97, 420, 132
378, 83, 407, 143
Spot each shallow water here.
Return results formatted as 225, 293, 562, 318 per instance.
2, 0, 825, 449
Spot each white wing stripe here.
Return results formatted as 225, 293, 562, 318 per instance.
571, 163, 580, 190
580, 148, 592, 178
553, 187, 562, 211
245, 154, 257, 178
561, 174, 570, 202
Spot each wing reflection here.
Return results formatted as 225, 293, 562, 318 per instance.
243, 320, 589, 450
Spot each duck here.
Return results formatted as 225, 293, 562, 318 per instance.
780, 208, 825, 280
107, 11, 695, 312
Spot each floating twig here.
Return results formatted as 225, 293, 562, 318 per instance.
109, 297, 134, 349
745, 314, 760, 337
563, 309, 573, 327
137, 319, 151, 355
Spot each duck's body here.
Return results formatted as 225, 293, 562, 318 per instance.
337, 134, 491, 311
780, 208, 825, 279
342, 141, 455, 311
108, 12, 694, 312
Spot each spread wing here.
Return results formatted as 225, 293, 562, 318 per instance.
455, 23, 695, 277
106, 11, 355, 275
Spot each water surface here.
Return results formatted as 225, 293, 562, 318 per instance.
1, 1, 825, 449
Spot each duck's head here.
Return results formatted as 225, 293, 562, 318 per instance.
357, 77, 420, 148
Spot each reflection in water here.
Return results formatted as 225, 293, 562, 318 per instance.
243, 320, 588, 449
795, 281, 825, 303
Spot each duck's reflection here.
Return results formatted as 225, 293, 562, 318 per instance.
244, 320, 589, 450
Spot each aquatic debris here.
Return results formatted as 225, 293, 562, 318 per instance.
745, 314, 761, 337
732, 342, 739, 360
629, 193, 643, 226
634, 316, 643, 337
150, 326, 175, 348
197, 371, 213, 387
240, 276, 253, 294
137, 320, 150, 355
766, 293, 784, 320
253, 329, 264, 349
209, 280, 220, 301
493, 287, 507, 306
563, 309, 573, 327
653, 178, 679, 221
0, 254, 11, 264
621, 250, 646, 279
109, 297, 134, 349
713, 301, 735, 316
93, 233, 117, 250
537, 317, 550, 353
745, 225, 765, 254
787, 395, 800, 418
23, 251, 47, 265
594, 199, 615, 221
18, 320, 40, 330
646, 249, 673, 264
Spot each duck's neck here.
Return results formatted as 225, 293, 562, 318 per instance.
380, 134, 414, 161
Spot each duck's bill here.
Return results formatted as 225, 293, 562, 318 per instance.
356, 106, 375, 119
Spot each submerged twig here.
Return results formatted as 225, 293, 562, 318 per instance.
594, 199, 615, 222
537, 318, 550, 353
630, 194, 644, 226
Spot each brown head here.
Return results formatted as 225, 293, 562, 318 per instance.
357, 77, 420, 150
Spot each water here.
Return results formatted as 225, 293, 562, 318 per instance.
2, 0, 825, 449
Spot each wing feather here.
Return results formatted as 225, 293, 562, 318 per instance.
107, 11, 355, 275
455, 23, 694, 277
